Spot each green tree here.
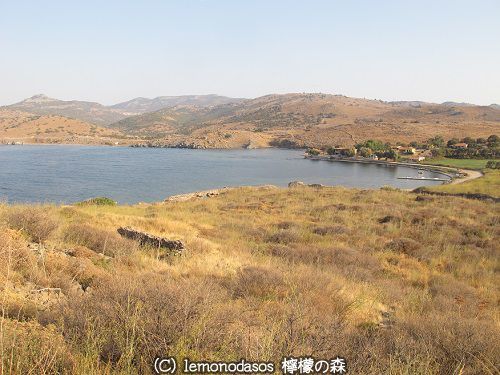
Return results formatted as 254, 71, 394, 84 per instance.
487, 135, 499, 146
428, 136, 445, 148
462, 137, 475, 145
486, 161, 499, 169
307, 148, 320, 156
431, 148, 445, 157
355, 140, 389, 153
385, 149, 399, 160
359, 147, 373, 157
344, 148, 356, 157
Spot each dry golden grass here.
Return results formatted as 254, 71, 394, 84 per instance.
0, 187, 499, 374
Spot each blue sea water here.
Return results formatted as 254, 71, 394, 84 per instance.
0, 145, 445, 204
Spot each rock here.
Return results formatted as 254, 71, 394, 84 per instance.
288, 181, 325, 188
165, 185, 278, 202
288, 181, 305, 188
165, 188, 229, 202
244, 141, 259, 149
117, 227, 184, 254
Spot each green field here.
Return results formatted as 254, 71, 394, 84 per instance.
425, 169, 500, 198
425, 157, 493, 169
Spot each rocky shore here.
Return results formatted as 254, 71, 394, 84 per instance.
130, 141, 208, 149
164, 185, 278, 202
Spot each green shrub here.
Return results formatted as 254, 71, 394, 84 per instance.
76, 197, 117, 206
485, 160, 500, 169
306, 148, 320, 156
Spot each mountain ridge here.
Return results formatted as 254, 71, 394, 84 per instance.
5, 95, 129, 126
3, 94, 246, 125
110, 94, 245, 113
2, 93, 498, 148
107, 93, 500, 149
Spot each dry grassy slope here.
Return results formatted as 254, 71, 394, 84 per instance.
110, 94, 244, 113
0, 109, 126, 144
109, 93, 500, 148
5, 94, 132, 126
0, 187, 498, 374
4, 94, 244, 127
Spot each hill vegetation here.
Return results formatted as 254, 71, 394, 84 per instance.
5, 95, 131, 126
0, 109, 126, 144
108, 93, 500, 149
0, 186, 498, 374
2, 93, 498, 148
110, 94, 243, 114
3, 94, 245, 126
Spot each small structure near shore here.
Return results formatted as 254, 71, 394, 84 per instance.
117, 227, 184, 254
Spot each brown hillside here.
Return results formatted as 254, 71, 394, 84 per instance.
109, 93, 500, 148
0, 109, 128, 145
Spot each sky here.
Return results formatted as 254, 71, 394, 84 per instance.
0, 0, 499, 106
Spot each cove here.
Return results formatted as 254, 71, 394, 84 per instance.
0, 145, 446, 204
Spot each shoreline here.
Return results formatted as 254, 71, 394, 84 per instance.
0, 146, 486, 205
1, 142, 483, 181
0, 141, 132, 147
303, 155, 482, 183
304, 155, 488, 190
0, 143, 489, 186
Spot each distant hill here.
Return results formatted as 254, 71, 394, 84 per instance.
107, 93, 500, 148
2, 93, 498, 148
4, 94, 131, 126
111, 95, 245, 114
0, 109, 126, 144
441, 101, 476, 107
3, 94, 245, 126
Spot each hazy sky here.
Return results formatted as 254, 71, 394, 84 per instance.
1, 0, 499, 105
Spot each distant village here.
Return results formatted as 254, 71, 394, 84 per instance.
306, 134, 499, 163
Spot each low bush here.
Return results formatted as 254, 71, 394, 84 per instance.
230, 266, 287, 299
63, 273, 227, 372
0, 187, 498, 373
5, 206, 59, 243
312, 225, 350, 236
265, 229, 301, 244
63, 223, 135, 257
0, 320, 72, 374
378, 215, 401, 224
386, 238, 422, 257
75, 197, 117, 206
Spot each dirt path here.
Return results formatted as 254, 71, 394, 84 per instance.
450, 169, 483, 185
